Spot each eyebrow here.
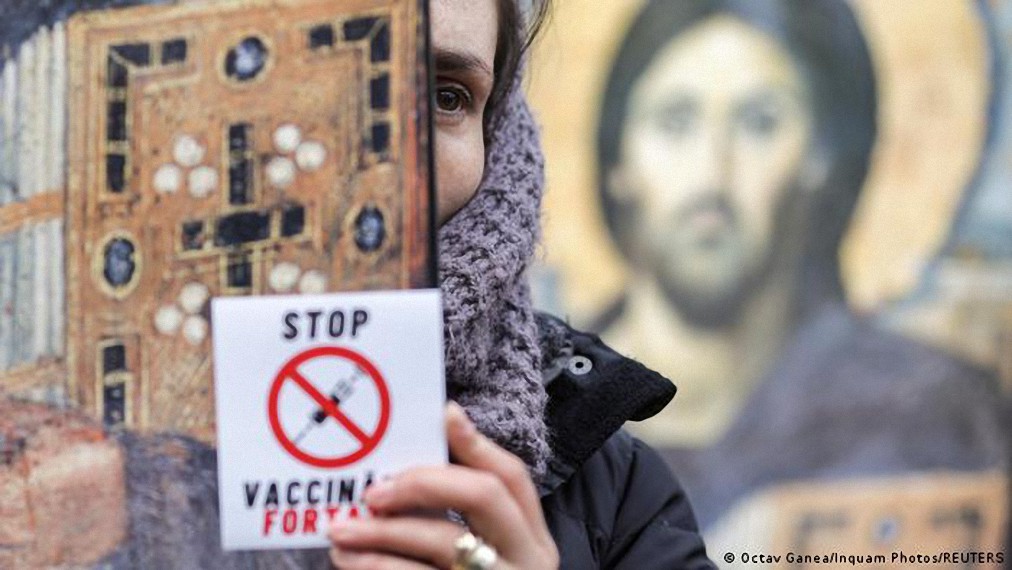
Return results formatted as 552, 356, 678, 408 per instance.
432, 47, 493, 79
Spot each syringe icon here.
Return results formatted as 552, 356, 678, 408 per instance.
292, 367, 365, 444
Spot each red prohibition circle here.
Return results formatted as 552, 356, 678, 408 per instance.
268, 346, 391, 468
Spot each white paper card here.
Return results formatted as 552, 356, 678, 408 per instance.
211, 289, 447, 551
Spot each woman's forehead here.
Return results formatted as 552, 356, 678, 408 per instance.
430, 0, 498, 70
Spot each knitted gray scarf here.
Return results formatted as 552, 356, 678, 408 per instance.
438, 82, 553, 479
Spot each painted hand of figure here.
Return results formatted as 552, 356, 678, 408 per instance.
328, 402, 560, 569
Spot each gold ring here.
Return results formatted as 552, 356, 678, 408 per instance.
452, 531, 499, 570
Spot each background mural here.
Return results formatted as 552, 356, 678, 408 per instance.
529, 0, 1010, 563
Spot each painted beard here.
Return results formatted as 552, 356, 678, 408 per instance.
632, 192, 792, 329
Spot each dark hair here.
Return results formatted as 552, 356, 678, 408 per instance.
596, 0, 877, 301
486, 0, 551, 136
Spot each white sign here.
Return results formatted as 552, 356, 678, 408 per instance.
211, 289, 447, 551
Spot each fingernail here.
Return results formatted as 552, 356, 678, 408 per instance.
363, 479, 393, 505
447, 403, 475, 434
330, 546, 363, 563
329, 518, 351, 539
446, 401, 465, 419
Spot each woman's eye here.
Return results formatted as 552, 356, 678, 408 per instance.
435, 85, 471, 114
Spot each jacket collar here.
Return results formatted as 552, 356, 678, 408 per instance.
536, 314, 678, 496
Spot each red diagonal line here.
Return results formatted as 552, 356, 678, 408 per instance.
287, 368, 371, 446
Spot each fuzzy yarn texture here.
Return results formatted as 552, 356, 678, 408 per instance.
438, 82, 556, 479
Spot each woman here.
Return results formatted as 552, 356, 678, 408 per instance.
326, 0, 714, 568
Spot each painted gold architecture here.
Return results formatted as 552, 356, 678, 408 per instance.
0, 0, 433, 443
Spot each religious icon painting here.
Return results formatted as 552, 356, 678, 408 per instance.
1, 0, 435, 443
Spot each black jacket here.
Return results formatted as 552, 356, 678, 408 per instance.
539, 319, 715, 569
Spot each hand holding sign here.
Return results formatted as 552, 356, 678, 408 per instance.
327, 403, 560, 570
